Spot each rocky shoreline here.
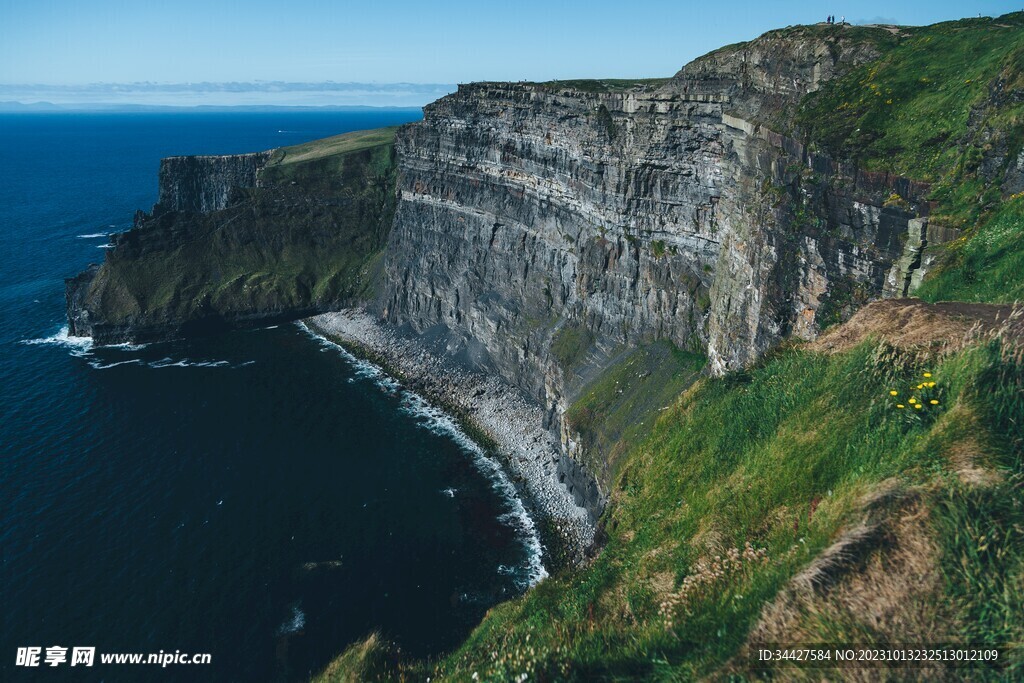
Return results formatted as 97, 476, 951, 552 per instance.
304, 309, 595, 569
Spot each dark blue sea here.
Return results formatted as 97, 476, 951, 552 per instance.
0, 111, 541, 681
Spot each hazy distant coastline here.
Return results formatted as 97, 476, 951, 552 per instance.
0, 81, 456, 110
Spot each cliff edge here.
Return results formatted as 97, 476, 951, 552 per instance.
310, 14, 1024, 681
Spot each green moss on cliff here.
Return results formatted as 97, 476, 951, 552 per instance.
796, 13, 1024, 303
550, 323, 596, 370
915, 196, 1024, 303
79, 128, 398, 335
798, 15, 1024, 183
567, 342, 705, 487
798, 13, 1024, 227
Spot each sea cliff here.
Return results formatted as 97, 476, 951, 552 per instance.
66, 129, 398, 343
67, 19, 1022, 519
374, 25, 965, 508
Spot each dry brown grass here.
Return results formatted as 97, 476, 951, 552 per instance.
726, 481, 962, 682
809, 298, 1022, 357
647, 570, 676, 600
947, 439, 1003, 488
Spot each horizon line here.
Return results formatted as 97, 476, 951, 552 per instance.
0, 102, 432, 112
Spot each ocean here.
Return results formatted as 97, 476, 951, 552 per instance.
0, 111, 540, 681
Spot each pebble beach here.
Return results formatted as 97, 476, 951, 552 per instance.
305, 309, 595, 568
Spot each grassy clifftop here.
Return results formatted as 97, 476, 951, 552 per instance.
797, 14, 1024, 187
70, 128, 398, 341
797, 13, 1024, 300
265, 127, 400, 167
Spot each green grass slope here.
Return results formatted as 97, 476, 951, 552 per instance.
798, 16, 1024, 185
317, 306, 1022, 681
915, 195, 1024, 303
566, 342, 706, 489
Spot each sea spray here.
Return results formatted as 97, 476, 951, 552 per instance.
21, 325, 94, 356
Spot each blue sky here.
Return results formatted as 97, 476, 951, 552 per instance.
1, 0, 1019, 105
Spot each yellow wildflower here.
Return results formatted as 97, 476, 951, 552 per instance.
923, 373, 932, 378
909, 398, 917, 404
890, 390, 898, 396
897, 404, 905, 409
914, 404, 922, 410
930, 400, 939, 405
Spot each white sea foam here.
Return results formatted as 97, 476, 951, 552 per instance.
77, 232, 110, 239
96, 244, 114, 249
298, 321, 548, 588
441, 487, 457, 498
399, 385, 547, 588
24, 329, 250, 370
276, 603, 306, 636
21, 326, 93, 357
88, 359, 144, 370
297, 322, 399, 394
102, 341, 150, 351
148, 358, 231, 369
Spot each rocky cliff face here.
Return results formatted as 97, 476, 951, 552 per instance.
155, 151, 273, 214
377, 26, 950, 508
